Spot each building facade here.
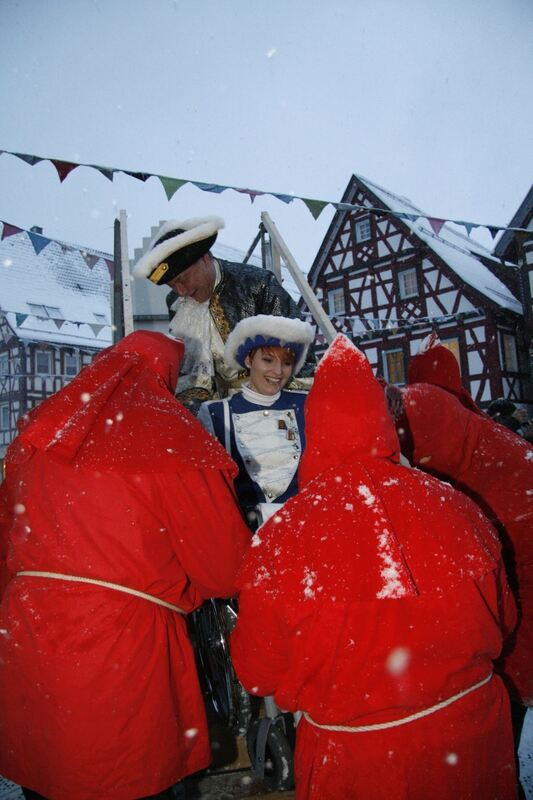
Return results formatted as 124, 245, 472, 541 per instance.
0, 228, 113, 468
303, 175, 528, 408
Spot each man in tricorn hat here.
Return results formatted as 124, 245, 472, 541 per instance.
133, 216, 314, 410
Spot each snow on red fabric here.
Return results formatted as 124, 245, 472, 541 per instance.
0, 330, 250, 799
6, 329, 236, 474
402, 380, 533, 706
231, 334, 517, 800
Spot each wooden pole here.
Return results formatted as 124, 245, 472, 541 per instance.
119, 210, 134, 336
112, 218, 124, 343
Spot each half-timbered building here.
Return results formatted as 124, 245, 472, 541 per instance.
0, 228, 112, 468
303, 174, 528, 409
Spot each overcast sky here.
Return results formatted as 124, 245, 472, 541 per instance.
0, 0, 532, 272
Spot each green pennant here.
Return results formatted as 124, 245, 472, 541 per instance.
302, 198, 328, 220
158, 176, 187, 200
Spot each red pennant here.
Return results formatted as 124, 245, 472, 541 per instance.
427, 217, 446, 235
105, 259, 114, 279
1, 222, 21, 240
51, 160, 79, 182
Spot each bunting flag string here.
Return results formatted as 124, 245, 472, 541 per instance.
0, 218, 114, 277
0, 147, 529, 238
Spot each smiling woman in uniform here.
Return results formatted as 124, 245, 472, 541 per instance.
198, 314, 314, 530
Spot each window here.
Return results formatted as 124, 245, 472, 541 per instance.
440, 338, 461, 372
44, 306, 63, 319
327, 287, 346, 316
398, 268, 419, 299
0, 404, 9, 431
501, 333, 518, 372
64, 353, 78, 377
0, 353, 8, 376
354, 217, 372, 244
35, 350, 51, 375
27, 304, 63, 319
383, 349, 406, 385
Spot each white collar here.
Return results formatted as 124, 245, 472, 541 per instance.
241, 383, 281, 406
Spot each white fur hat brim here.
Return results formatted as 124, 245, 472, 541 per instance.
224, 314, 314, 375
133, 216, 225, 279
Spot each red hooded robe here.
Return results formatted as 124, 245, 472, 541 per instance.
0, 331, 250, 800
231, 335, 517, 800
400, 343, 533, 705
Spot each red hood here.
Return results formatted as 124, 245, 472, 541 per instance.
299, 335, 399, 486
8, 331, 236, 475
408, 334, 482, 415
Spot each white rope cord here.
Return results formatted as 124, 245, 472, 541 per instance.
16, 571, 185, 615
303, 672, 492, 733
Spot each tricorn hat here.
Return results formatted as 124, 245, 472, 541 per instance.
224, 314, 314, 376
133, 216, 225, 285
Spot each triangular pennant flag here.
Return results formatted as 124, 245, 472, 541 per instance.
104, 259, 114, 278
487, 225, 499, 240
124, 171, 151, 182
399, 213, 420, 222
82, 254, 100, 269
51, 160, 79, 182
303, 198, 328, 220
427, 217, 446, 235
234, 188, 266, 203
95, 166, 115, 182
158, 176, 187, 200
1, 222, 22, 240
15, 313, 28, 326
462, 221, 475, 236
28, 231, 51, 255
13, 152, 44, 166
275, 193, 295, 205
192, 181, 227, 194
89, 324, 105, 336
52, 319, 64, 330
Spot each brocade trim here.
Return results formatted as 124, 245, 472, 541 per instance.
209, 290, 231, 341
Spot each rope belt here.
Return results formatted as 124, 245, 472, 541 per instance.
303, 672, 493, 733
16, 571, 185, 615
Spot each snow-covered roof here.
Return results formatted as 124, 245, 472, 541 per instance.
0, 230, 113, 348
355, 175, 522, 315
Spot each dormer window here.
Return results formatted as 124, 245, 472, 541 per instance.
28, 303, 64, 319
398, 268, 419, 300
354, 217, 372, 244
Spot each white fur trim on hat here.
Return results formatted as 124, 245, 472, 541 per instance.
132, 216, 225, 278
224, 314, 314, 376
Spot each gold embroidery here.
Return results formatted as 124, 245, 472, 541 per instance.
149, 262, 169, 283
209, 291, 231, 341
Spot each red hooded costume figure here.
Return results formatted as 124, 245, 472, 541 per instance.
400, 336, 533, 706
0, 331, 249, 800
231, 335, 517, 800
